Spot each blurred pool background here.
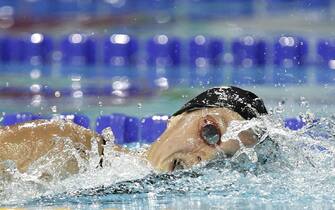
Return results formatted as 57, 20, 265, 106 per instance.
0, 0, 335, 142
1, 0, 335, 209
1, 0, 335, 142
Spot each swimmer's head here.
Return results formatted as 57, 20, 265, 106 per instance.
147, 86, 267, 172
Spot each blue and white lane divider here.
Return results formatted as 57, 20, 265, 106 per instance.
1, 113, 168, 145
3, 33, 335, 85
1, 33, 335, 69
1, 113, 90, 128
96, 114, 168, 144
1, 112, 309, 144
96, 114, 141, 144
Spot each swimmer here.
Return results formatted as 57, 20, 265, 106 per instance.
0, 86, 267, 178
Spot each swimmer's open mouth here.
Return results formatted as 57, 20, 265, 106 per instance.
171, 158, 186, 172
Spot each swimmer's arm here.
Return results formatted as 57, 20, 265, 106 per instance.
0, 119, 104, 149
0, 120, 131, 161
0, 119, 105, 172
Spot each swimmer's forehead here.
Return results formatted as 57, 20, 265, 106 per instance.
169, 107, 244, 125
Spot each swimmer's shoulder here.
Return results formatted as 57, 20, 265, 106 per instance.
0, 119, 98, 145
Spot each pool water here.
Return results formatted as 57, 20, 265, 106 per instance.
0, 111, 335, 209
1, 70, 335, 209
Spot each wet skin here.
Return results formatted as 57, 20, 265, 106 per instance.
146, 107, 258, 172
0, 107, 257, 177
0, 120, 98, 176
0, 120, 125, 176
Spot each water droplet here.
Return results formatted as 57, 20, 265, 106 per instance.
55, 91, 61, 98
274, 100, 285, 114
51, 105, 57, 113
299, 96, 309, 108
137, 103, 142, 109
31, 95, 42, 107
300, 111, 315, 126
30, 69, 41, 79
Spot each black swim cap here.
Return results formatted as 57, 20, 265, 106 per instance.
172, 86, 267, 120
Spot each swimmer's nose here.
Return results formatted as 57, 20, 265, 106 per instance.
171, 158, 185, 171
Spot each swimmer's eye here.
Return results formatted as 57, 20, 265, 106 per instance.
200, 122, 221, 145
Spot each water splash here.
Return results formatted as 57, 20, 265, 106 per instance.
0, 130, 152, 206
0, 114, 335, 208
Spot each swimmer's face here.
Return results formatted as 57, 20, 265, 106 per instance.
146, 107, 258, 172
